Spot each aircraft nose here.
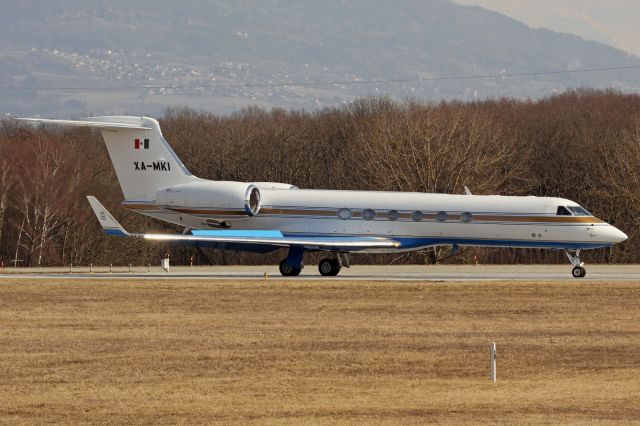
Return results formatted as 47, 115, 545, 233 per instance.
606, 226, 628, 244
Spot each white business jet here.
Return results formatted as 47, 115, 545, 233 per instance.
16, 116, 627, 278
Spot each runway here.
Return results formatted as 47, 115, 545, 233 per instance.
1, 264, 639, 281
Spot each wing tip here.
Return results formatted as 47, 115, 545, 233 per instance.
86, 195, 131, 237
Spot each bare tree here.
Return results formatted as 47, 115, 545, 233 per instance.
13, 137, 68, 266
0, 158, 14, 251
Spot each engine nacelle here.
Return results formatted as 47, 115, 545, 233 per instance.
156, 181, 262, 216
251, 182, 299, 191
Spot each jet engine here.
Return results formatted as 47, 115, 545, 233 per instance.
156, 181, 262, 216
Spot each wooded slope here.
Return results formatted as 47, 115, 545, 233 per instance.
1, 89, 638, 266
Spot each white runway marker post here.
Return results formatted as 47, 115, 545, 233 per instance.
489, 342, 497, 382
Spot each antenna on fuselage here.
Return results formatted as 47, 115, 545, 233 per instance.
464, 186, 473, 196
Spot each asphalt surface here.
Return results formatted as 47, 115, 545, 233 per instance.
1, 264, 639, 281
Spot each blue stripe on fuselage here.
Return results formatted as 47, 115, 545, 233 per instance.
280, 233, 612, 250
192, 230, 284, 238
390, 237, 611, 250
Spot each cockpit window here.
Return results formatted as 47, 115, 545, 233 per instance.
568, 206, 591, 216
556, 206, 572, 216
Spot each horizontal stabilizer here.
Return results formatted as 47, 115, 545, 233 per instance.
14, 117, 151, 130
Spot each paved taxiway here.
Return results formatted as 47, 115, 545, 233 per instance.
1, 264, 639, 281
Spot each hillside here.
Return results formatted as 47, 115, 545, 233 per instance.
1, 0, 639, 116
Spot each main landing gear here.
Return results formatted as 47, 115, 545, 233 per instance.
279, 246, 304, 277
278, 249, 349, 277
565, 249, 586, 278
279, 259, 302, 277
318, 257, 341, 276
318, 253, 349, 276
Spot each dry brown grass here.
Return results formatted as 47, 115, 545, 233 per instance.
1, 279, 640, 424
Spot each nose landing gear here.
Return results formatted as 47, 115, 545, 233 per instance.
565, 250, 586, 278
572, 266, 586, 278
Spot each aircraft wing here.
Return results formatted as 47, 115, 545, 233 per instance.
87, 196, 399, 251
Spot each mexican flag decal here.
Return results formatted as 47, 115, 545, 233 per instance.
134, 138, 150, 149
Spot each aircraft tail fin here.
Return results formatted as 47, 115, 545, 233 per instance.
15, 116, 197, 200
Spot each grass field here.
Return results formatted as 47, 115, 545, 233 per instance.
1, 278, 639, 424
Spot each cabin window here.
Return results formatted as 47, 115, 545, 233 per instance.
436, 211, 448, 222
411, 211, 424, 221
387, 210, 399, 221
337, 208, 352, 220
460, 212, 473, 223
568, 206, 591, 216
556, 206, 572, 216
362, 209, 376, 221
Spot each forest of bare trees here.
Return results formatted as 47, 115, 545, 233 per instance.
0, 89, 639, 267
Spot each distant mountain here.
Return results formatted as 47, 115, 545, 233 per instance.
1, 0, 639, 116
453, 0, 640, 57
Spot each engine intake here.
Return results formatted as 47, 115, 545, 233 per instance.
244, 185, 261, 216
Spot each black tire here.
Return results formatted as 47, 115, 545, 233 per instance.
318, 258, 341, 276
330, 259, 341, 276
318, 258, 333, 276
572, 266, 586, 278
279, 260, 301, 277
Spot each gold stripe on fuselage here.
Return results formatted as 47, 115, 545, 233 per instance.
260, 208, 336, 217
471, 215, 601, 224
122, 204, 602, 224
121, 203, 162, 211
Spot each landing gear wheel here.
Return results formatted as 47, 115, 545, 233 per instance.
279, 260, 302, 277
318, 258, 341, 276
572, 266, 586, 278
566, 250, 586, 279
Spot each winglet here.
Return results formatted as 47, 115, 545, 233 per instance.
86, 196, 131, 237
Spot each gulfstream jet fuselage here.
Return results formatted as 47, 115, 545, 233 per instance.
16, 116, 627, 277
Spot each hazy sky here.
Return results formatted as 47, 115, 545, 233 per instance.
453, 0, 640, 56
